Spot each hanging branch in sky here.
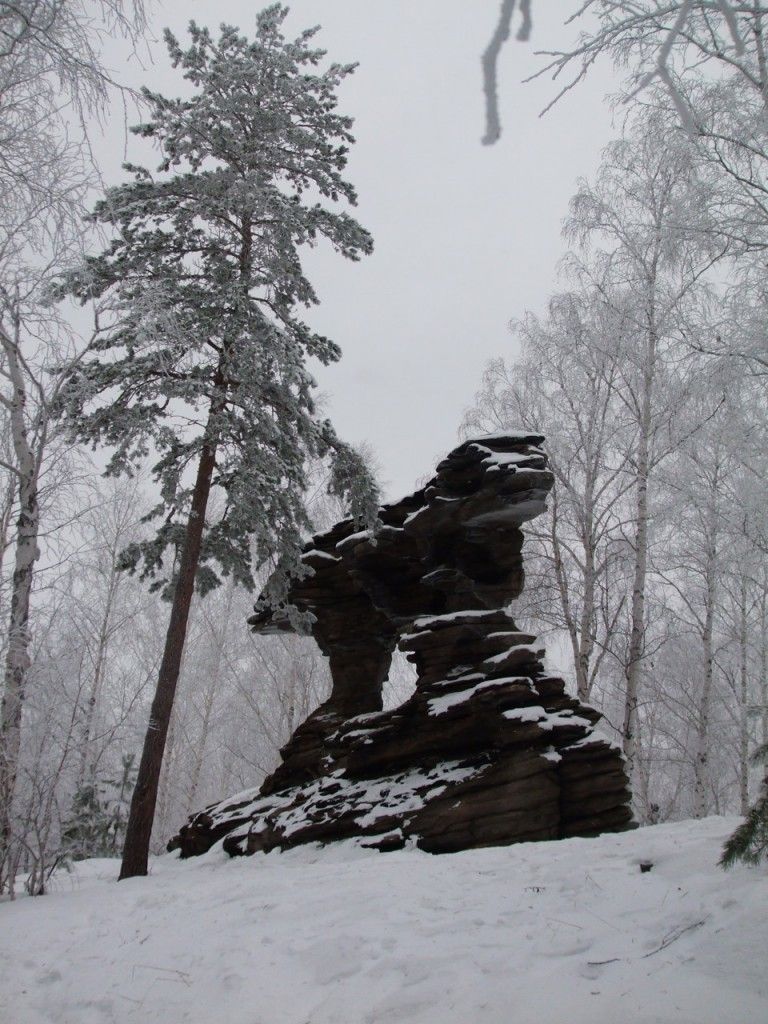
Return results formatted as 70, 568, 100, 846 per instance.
483, 1, 746, 143
481, 0, 532, 145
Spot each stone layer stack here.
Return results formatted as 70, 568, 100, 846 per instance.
169, 433, 633, 858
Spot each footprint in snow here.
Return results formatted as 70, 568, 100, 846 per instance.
532, 935, 594, 958
36, 968, 63, 985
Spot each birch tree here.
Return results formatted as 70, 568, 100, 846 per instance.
563, 109, 722, 784
64, 475, 149, 793
654, 395, 741, 818
0, 276, 95, 892
0, 0, 147, 895
536, 6, 768, 273
464, 290, 630, 703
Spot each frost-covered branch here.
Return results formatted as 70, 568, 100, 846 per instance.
529, 2, 749, 119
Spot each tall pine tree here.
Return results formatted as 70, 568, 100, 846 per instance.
62, 6, 378, 879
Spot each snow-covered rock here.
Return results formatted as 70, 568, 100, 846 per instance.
173, 434, 631, 859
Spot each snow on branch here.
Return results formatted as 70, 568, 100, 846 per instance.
623, 0, 745, 131
524, 2, 746, 127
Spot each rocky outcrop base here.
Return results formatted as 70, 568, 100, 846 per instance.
169, 434, 633, 859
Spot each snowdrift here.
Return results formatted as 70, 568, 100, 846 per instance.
1, 817, 766, 1024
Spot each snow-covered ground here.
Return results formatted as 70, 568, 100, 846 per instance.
1, 817, 765, 1024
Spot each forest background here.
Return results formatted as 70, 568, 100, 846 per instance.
1, 0, 766, 894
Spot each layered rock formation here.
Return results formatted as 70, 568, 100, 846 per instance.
170, 433, 633, 858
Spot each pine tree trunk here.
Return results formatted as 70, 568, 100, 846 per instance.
118, 436, 217, 880
120, 212, 247, 879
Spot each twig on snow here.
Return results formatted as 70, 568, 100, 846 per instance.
641, 918, 707, 958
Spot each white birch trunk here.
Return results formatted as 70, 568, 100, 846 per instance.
185, 585, 233, 813
0, 317, 44, 892
576, 465, 597, 702
153, 702, 177, 851
737, 571, 750, 816
0, 466, 17, 617
692, 469, 719, 819
550, 498, 582, 696
75, 564, 121, 791
185, 677, 217, 815
152, 624, 193, 850
622, 331, 655, 784
761, 575, 768, 749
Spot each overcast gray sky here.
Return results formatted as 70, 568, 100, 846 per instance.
102, 2, 619, 500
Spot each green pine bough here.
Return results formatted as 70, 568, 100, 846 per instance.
721, 742, 768, 868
